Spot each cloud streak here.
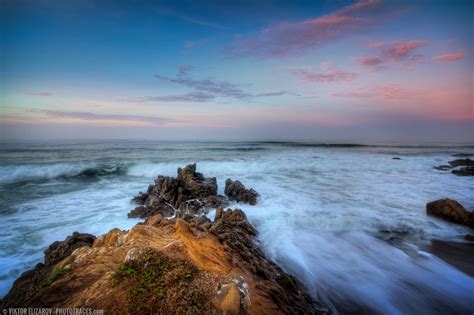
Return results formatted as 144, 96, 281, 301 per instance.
358, 40, 428, 69
290, 64, 357, 84
332, 84, 409, 99
151, 70, 293, 101
434, 50, 465, 62
225, 0, 403, 58
25, 92, 53, 96
31, 110, 175, 126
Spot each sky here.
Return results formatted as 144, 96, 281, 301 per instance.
1, 0, 473, 143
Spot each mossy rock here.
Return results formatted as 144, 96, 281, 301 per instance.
112, 248, 212, 314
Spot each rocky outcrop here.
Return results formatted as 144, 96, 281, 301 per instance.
225, 179, 259, 205
1, 232, 96, 307
44, 232, 96, 266
426, 199, 474, 229
129, 164, 232, 218
448, 158, 474, 167
434, 158, 474, 176
1, 208, 327, 314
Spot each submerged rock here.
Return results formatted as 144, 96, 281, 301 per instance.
426, 199, 474, 229
1, 208, 327, 314
224, 179, 259, 205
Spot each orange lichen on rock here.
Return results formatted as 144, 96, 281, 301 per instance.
1, 209, 327, 314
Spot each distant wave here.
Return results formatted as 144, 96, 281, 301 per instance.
0, 163, 130, 184
203, 147, 267, 152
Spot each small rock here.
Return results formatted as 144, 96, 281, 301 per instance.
426, 199, 474, 228
225, 179, 259, 205
216, 283, 241, 315
465, 234, 474, 242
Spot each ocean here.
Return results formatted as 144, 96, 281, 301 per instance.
0, 140, 473, 313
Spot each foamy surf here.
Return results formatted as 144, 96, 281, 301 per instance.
0, 141, 473, 313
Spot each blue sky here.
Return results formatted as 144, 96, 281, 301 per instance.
1, 0, 473, 142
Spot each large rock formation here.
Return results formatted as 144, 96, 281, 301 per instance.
225, 179, 259, 205
1, 209, 327, 314
129, 164, 230, 218
426, 199, 474, 228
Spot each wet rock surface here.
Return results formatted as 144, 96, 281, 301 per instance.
129, 164, 256, 219
224, 179, 259, 205
434, 158, 474, 176
1, 208, 327, 314
426, 199, 474, 229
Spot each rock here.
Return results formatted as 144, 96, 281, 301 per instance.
452, 153, 473, 157
392, 157, 401, 160
434, 165, 451, 171
44, 232, 96, 266
216, 283, 241, 315
225, 179, 259, 205
177, 164, 217, 199
452, 166, 474, 176
465, 234, 474, 242
426, 199, 474, 228
1, 208, 327, 314
130, 164, 228, 219
202, 194, 229, 209
448, 158, 474, 167
433, 158, 474, 176
127, 201, 174, 219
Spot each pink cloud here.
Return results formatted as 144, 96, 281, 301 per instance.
177, 64, 193, 76
357, 55, 384, 66
225, 0, 404, 58
332, 88, 373, 97
378, 40, 428, 61
433, 50, 465, 62
291, 64, 357, 84
332, 84, 409, 99
358, 40, 428, 69
374, 84, 407, 99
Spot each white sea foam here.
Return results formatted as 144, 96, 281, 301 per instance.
0, 142, 473, 313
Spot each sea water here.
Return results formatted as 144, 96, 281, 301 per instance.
0, 140, 473, 313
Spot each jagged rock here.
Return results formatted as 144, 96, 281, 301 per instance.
448, 158, 474, 167
1, 209, 327, 314
129, 164, 229, 219
434, 158, 474, 176
44, 232, 96, 266
426, 199, 474, 228
203, 194, 229, 209
127, 202, 174, 219
452, 166, 474, 176
177, 164, 217, 199
131, 185, 154, 205
225, 179, 259, 205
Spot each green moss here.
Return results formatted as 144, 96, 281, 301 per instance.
112, 249, 210, 314
41, 268, 70, 288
